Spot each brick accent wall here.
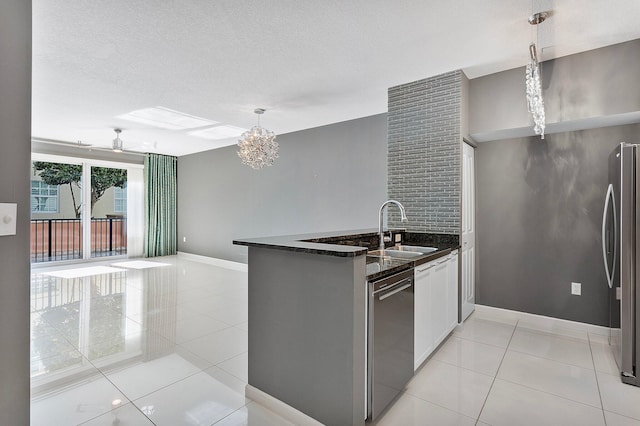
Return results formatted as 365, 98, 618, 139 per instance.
387, 70, 462, 234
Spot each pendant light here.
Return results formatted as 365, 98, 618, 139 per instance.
237, 108, 279, 170
526, 11, 548, 139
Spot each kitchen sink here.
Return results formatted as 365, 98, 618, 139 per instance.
392, 245, 438, 254
368, 249, 423, 259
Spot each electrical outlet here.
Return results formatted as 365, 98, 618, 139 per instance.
183, 236, 187, 243
571, 282, 581, 296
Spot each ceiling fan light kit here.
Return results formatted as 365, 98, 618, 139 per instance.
112, 128, 124, 152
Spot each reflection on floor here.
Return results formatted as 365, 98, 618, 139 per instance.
30, 256, 288, 426
31, 256, 640, 425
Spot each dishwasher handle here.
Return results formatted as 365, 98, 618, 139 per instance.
377, 280, 412, 301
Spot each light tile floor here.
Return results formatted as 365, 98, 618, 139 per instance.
378, 311, 640, 426
30, 257, 640, 425
30, 256, 289, 426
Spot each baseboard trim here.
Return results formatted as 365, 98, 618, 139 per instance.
245, 384, 324, 426
474, 304, 610, 336
177, 251, 248, 272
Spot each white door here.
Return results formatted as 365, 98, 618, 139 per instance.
461, 142, 476, 321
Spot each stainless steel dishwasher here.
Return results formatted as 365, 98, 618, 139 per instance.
367, 268, 414, 421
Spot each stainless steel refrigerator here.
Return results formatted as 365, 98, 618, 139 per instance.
603, 142, 640, 386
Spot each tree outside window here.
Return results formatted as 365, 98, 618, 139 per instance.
32, 162, 127, 218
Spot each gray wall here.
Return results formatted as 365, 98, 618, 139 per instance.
178, 114, 388, 263
472, 40, 640, 327
476, 124, 640, 326
387, 70, 465, 234
0, 1, 31, 424
470, 39, 640, 142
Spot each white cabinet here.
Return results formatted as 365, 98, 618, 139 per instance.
414, 251, 459, 371
414, 263, 434, 370
430, 259, 449, 348
447, 250, 459, 331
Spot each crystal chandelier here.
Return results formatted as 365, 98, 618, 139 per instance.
526, 12, 547, 139
237, 108, 279, 170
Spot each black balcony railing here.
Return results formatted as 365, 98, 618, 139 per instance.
91, 217, 127, 258
30, 218, 127, 263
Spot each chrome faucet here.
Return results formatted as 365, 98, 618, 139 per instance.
379, 200, 408, 250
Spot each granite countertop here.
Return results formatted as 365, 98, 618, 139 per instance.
365, 246, 456, 280
234, 229, 461, 280
233, 229, 376, 257
366, 255, 413, 280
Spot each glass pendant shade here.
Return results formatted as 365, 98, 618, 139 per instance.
526, 14, 546, 139
525, 51, 545, 139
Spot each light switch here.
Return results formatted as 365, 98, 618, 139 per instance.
0, 203, 17, 236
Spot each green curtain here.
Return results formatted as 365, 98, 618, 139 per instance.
144, 154, 177, 257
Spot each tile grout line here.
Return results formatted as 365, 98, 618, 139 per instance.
171, 323, 238, 346
505, 347, 595, 370
587, 333, 608, 426
82, 333, 220, 423
77, 356, 159, 426
98, 360, 204, 412
474, 319, 519, 425
87, 338, 250, 424
391, 389, 478, 424
213, 351, 249, 381
210, 402, 252, 426
491, 322, 606, 412
468, 323, 607, 415
494, 375, 606, 411
451, 333, 511, 350
426, 356, 498, 379
30, 257, 249, 425
399, 333, 489, 422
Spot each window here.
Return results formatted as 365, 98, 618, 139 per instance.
114, 185, 127, 213
31, 181, 59, 213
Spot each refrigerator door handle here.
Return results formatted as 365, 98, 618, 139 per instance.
602, 183, 617, 288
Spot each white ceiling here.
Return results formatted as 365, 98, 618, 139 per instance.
32, 0, 640, 157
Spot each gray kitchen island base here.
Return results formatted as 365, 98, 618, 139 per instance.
246, 246, 367, 426
245, 384, 325, 425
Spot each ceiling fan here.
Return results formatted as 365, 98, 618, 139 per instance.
108, 128, 150, 153
33, 128, 152, 155
112, 128, 124, 152
109, 129, 158, 153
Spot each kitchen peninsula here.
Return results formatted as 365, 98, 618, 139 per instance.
234, 230, 459, 425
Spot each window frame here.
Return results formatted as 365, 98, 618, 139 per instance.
30, 180, 59, 213
113, 185, 127, 213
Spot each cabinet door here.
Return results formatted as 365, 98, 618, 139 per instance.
430, 260, 449, 348
414, 263, 433, 370
447, 251, 459, 332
